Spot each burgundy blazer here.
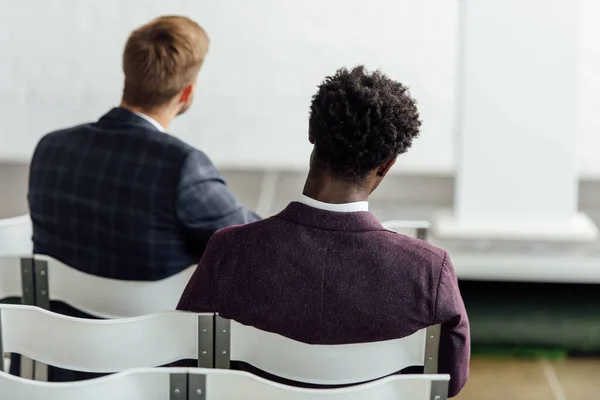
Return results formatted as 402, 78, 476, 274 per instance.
177, 202, 470, 397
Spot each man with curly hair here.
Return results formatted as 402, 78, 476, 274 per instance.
177, 66, 470, 397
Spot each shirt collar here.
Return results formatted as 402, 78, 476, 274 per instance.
131, 111, 166, 132
298, 194, 369, 213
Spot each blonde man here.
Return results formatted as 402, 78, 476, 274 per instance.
23, 16, 259, 382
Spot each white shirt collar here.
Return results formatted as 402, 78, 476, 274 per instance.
299, 194, 369, 213
132, 111, 166, 132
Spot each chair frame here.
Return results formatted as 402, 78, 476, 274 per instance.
0, 256, 36, 378
33, 258, 50, 310
19, 257, 36, 306
189, 371, 206, 400
0, 257, 35, 306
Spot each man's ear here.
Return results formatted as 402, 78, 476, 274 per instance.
376, 158, 396, 177
179, 83, 195, 103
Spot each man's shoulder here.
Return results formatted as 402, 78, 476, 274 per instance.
392, 232, 445, 255
32, 125, 92, 161
209, 218, 274, 243
376, 230, 448, 268
125, 127, 201, 161
38, 121, 208, 163
206, 219, 450, 274
38, 123, 92, 144
155, 131, 197, 154
143, 131, 214, 170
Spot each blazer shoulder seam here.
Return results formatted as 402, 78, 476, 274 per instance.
430, 251, 448, 325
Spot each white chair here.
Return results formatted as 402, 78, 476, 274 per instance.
0, 215, 34, 302
0, 305, 214, 373
213, 317, 441, 385
0, 368, 188, 400
188, 368, 450, 400
32, 255, 195, 318
381, 220, 431, 240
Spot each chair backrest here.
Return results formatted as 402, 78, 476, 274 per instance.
214, 318, 441, 385
0, 215, 33, 256
0, 368, 188, 400
0, 305, 214, 373
33, 255, 195, 318
188, 368, 450, 400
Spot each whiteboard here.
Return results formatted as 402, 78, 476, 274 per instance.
0, 0, 458, 172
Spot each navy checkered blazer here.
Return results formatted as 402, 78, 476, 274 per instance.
28, 107, 260, 281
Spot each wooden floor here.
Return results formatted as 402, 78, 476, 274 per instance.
456, 357, 600, 400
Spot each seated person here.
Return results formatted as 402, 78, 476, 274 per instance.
29, 16, 259, 283
177, 66, 470, 397
20, 15, 259, 382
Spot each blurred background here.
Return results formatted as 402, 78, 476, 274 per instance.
1, 0, 600, 398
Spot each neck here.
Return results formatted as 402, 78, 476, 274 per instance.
120, 102, 173, 131
302, 169, 370, 204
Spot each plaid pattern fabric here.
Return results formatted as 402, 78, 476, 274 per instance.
28, 107, 259, 281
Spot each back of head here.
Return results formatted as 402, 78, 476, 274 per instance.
308, 66, 421, 185
122, 16, 209, 112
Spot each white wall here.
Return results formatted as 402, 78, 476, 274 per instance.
577, 0, 600, 178
456, 0, 578, 220
0, 0, 599, 177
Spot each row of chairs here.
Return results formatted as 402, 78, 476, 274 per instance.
1, 367, 450, 400
0, 305, 441, 383
0, 304, 448, 399
1, 215, 441, 399
1, 224, 194, 381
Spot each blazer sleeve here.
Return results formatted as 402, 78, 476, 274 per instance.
176, 230, 227, 314
171, 233, 223, 367
433, 253, 471, 397
175, 150, 261, 246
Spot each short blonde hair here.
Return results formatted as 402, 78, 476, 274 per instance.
122, 16, 209, 110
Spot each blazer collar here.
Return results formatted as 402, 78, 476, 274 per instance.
98, 107, 163, 132
276, 202, 388, 232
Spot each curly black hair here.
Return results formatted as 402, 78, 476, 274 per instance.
309, 66, 421, 184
